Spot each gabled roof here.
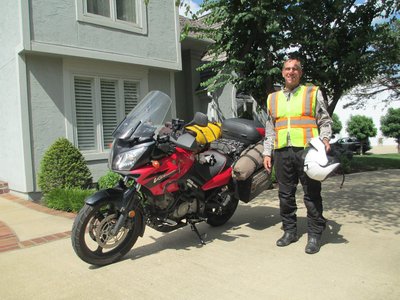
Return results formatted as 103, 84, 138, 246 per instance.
179, 15, 208, 38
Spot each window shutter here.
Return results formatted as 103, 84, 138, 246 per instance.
74, 77, 96, 151
123, 80, 139, 116
100, 79, 118, 149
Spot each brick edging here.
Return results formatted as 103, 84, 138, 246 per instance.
0, 220, 72, 253
0, 193, 76, 219
0, 193, 77, 253
0, 181, 10, 194
0, 221, 20, 252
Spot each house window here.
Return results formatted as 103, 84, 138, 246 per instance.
73, 76, 140, 152
77, 0, 147, 34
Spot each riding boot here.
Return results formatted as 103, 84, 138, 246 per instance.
276, 231, 299, 247
305, 235, 321, 254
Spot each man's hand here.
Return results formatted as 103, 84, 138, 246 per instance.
323, 138, 331, 153
263, 156, 272, 174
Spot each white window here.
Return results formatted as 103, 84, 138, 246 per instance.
76, 0, 147, 34
73, 76, 140, 153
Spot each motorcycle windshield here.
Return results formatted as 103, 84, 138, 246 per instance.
112, 90, 172, 140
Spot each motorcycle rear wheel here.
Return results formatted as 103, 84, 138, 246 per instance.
71, 202, 142, 266
206, 195, 239, 227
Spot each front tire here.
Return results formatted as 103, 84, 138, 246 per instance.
71, 201, 142, 266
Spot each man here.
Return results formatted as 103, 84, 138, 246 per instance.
263, 57, 332, 254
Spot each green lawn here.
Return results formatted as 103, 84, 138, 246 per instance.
350, 153, 400, 172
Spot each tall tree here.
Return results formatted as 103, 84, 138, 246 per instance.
344, 19, 400, 109
381, 108, 400, 153
331, 113, 343, 138
188, 0, 399, 114
346, 115, 377, 155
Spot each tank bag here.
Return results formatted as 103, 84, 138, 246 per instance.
232, 141, 264, 181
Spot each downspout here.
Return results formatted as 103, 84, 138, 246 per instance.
17, 0, 36, 196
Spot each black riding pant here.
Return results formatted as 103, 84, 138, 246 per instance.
274, 147, 326, 237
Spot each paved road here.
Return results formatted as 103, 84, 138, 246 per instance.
0, 170, 399, 300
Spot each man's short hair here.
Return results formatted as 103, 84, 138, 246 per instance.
283, 57, 303, 70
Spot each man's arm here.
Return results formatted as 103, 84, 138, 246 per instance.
315, 89, 332, 152
263, 112, 275, 173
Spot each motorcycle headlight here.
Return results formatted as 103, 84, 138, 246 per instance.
112, 147, 147, 171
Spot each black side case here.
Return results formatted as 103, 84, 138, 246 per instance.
221, 118, 262, 146
237, 167, 272, 203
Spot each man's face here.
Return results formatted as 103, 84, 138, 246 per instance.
282, 59, 303, 90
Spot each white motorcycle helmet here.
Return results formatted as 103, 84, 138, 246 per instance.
304, 137, 340, 181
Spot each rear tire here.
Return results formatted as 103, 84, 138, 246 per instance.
71, 202, 142, 266
206, 194, 239, 227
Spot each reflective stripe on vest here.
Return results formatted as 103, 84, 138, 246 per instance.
267, 85, 318, 148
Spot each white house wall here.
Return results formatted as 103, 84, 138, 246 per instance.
0, 1, 30, 192
1, 1, 182, 197
24, 55, 175, 196
25, 0, 181, 70
23, 55, 173, 194
148, 69, 176, 119
27, 55, 66, 189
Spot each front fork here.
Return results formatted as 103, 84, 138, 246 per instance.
110, 189, 131, 235
110, 184, 144, 236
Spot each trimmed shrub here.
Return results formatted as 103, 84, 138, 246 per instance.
338, 154, 352, 174
38, 137, 93, 195
331, 146, 353, 174
97, 171, 122, 189
44, 188, 96, 212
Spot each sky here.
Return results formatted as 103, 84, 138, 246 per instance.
178, 0, 202, 16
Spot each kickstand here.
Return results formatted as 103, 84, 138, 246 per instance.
190, 222, 206, 245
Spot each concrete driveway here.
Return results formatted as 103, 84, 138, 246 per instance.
0, 169, 399, 299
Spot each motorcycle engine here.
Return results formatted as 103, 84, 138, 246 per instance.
171, 197, 197, 219
145, 191, 203, 220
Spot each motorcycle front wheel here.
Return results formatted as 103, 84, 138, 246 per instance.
71, 201, 142, 266
206, 194, 239, 227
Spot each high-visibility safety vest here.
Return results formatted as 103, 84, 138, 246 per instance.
267, 85, 319, 149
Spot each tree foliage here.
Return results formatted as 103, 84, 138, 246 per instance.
346, 115, 377, 148
381, 108, 400, 152
345, 19, 400, 108
331, 113, 343, 137
187, 0, 399, 114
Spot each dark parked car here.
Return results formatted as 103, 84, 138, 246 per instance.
331, 137, 371, 154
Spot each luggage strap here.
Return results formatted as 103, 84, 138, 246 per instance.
233, 142, 263, 168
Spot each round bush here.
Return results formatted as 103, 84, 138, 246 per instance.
97, 171, 122, 189
38, 137, 93, 195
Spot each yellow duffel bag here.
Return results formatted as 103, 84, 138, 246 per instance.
185, 122, 222, 145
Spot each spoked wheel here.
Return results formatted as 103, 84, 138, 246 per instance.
206, 192, 239, 227
71, 201, 142, 266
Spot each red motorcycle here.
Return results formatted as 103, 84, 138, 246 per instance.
71, 91, 269, 266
